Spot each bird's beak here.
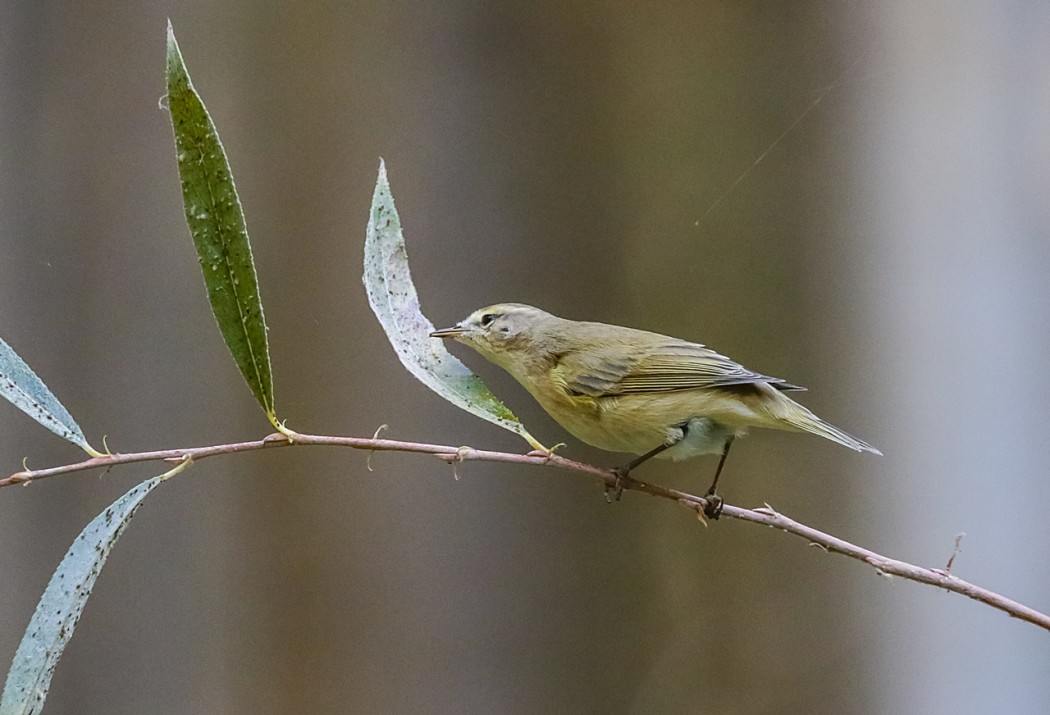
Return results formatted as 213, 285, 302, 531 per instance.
430, 324, 466, 339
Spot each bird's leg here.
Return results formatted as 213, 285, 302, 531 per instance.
702, 436, 735, 519
606, 427, 685, 502
606, 443, 670, 502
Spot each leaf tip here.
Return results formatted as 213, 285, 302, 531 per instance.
371, 159, 393, 211
165, 20, 185, 79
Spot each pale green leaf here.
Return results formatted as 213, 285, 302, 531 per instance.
0, 459, 189, 715
165, 23, 275, 419
0, 336, 97, 455
363, 160, 544, 451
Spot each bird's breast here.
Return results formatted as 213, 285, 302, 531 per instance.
526, 385, 738, 457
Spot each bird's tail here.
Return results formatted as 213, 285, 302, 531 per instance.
779, 402, 882, 455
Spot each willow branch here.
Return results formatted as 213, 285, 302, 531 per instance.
4, 431, 1048, 633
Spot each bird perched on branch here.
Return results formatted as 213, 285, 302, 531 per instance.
431, 303, 879, 517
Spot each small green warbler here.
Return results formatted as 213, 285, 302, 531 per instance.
431, 303, 879, 516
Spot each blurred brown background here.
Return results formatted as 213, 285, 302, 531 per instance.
2, 2, 1049, 713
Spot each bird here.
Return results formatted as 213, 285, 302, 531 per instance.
430, 303, 879, 516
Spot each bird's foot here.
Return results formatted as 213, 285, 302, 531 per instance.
702, 491, 724, 520
605, 466, 631, 503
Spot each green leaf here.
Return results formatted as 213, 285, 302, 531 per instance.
363, 160, 544, 451
0, 459, 190, 715
165, 23, 275, 420
0, 336, 99, 456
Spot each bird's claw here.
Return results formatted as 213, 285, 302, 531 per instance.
702, 492, 724, 520
604, 468, 629, 503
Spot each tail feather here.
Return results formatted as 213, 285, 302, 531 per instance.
782, 408, 882, 455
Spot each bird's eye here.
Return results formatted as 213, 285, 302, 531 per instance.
480, 313, 496, 327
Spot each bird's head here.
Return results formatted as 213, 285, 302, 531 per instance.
430, 303, 557, 370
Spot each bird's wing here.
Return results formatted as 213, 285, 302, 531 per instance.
554, 339, 804, 398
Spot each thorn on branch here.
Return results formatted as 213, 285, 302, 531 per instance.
367, 424, 389, 472
865, 556, 894, 579
273, 419, 297, 442
695, 506, 709, 527
451, 446, 471, 480
526, 443, 566, 465
753, 503, 781, 517
675, 497, 710, 526
945, 532, 965, 574
433, 446, 472, 480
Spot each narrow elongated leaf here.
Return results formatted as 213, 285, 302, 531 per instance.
0, 336, 98, 455
0, 460, 189, 715
165, 23, 275, 420
363, 160, 544, 451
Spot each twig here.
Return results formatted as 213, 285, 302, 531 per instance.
4, 431, 1048, 633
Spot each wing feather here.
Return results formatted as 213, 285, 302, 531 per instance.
554, 338, 804, 397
